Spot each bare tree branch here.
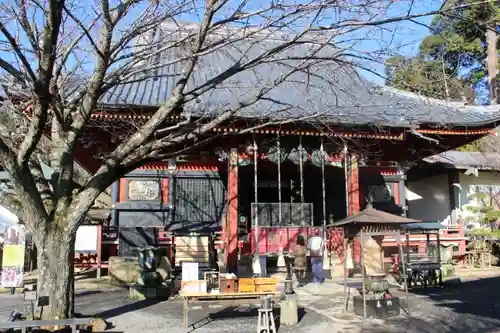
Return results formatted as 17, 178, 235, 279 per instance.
0, 22, 36, 81
0, 57, 26, 82
0, 0, 491, 319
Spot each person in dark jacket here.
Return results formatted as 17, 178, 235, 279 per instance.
294, 235, 307, 287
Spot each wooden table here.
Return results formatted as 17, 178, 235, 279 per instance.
179, 291, 281, 330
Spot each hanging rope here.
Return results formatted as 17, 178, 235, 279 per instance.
253, 136, 259, 254
277, 132, 282, 226
321, 138, 326, 230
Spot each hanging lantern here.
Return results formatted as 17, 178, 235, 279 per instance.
311, 149, 329, 167
267, 146, 287, 164
288, 147, 308, 165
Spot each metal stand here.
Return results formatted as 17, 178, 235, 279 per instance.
399, 238, 410, 316
257, 308, 276, 333
360, 234, 367, 320
358, 230, 411, 320
343, 237, 348, 314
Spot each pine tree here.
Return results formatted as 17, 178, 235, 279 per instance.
387, 0, 500, 104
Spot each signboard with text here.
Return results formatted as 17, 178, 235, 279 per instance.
1, 225, 25, 288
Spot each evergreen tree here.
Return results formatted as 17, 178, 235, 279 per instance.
386, 0, 500, 104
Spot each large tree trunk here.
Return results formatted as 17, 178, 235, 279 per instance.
486, 21, 497, 103
36, 229, 76, 319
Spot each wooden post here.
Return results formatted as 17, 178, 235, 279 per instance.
321, 139, 330, 277
97, 224, 102, 279
448, 171, 460, 224
253, 138, 259, 255
347, 154, 360, 216
405, 233, 411, 288
111, 181, 119, 226
343, 144, 349, 216
321, 138, 326, 230
379, 237, 384, 273
360, 233, 366, 320
436, 232, 443, 286
299, 135, 304, 224
398, 169, 407, 216
405, 234, 410, 267
343, 237, 348, 314
168, 158, 176, 225
227, 148, 239, 272
398, 235, 411, 317
347, 153, 361, 269
426, 233, 430, 254
277, 134, 282, 225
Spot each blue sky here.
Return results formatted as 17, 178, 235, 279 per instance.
0, 0, 442, 86
174, 0, 443, 84
351, 0, 442, 84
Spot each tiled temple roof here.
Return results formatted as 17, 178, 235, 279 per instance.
100, 23, 500, 129
424, 151, 500, 170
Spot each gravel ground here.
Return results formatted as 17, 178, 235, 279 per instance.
1, 276, 500, 333
349, 276, 500, 333
0, 290, 333, 333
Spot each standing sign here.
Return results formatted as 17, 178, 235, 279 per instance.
181, 262, 199, 282
1, 225, 25, 288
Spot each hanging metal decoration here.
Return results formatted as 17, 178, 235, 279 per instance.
288, 146, 308, 165
215, 148, 229, 162
253, 137, 259, 255
267, 145, 287, 164
311, 149, 329, 167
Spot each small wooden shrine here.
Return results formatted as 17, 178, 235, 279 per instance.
329, 207, 421, 319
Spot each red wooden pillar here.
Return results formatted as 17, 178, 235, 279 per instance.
347, 154, 361, 265
226, 148, 239, 271
347, 154, 360, 215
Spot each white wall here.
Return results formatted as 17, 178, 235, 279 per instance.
406, 174, 451, 224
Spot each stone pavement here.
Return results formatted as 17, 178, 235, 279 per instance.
293, 279, 354, 320
291, 274, 500, 333
0, 290, 341, 333
3, 274, 500, 332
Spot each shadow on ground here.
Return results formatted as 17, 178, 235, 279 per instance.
187, 306, 307, 332
94, 299, 163, 319
77, 290, 103, 298
361, 276, 500, 333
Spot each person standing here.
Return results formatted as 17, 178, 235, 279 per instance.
308, 231, 324, 284
293, 235, 307, 287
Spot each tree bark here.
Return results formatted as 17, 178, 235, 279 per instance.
486, 21, 497, 103
36, 229, 75, 319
